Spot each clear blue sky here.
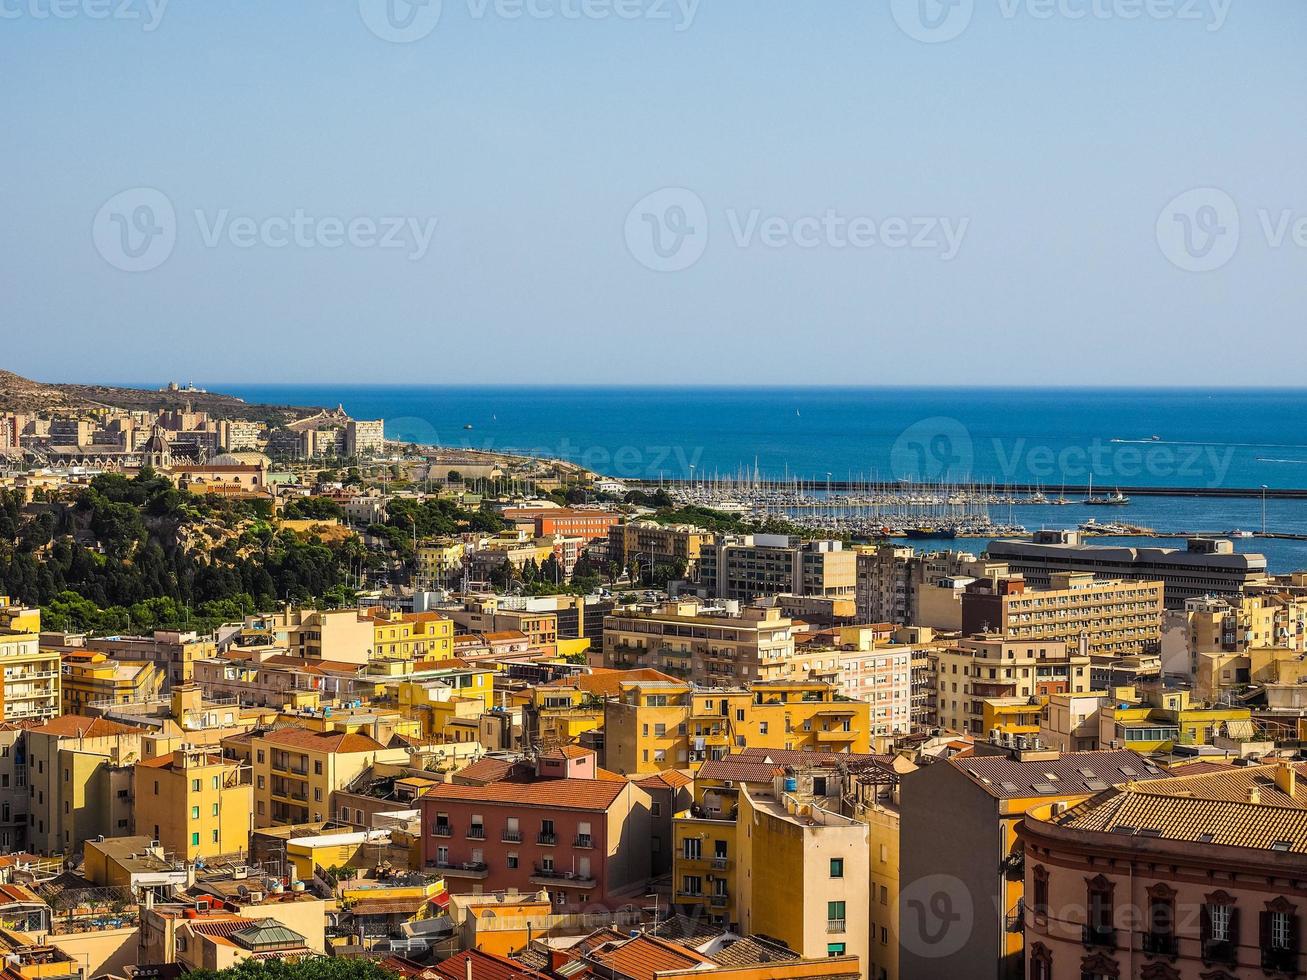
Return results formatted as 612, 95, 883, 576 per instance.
4, 0, 1305, 385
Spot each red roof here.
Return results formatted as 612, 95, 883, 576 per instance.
432, 950, 548, 980
260, 727, 386, 753
424, 778, 627, 812
29, 715, 145, 739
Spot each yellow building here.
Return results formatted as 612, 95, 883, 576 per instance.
135, 745, 252, 861
363, 608, 455, 663
248, 726, 409, 828
415, 540, 466, 591
0, 595, 42, 634
602, 601, 797, 685
1097, 685, 1254, 752
605, 677, 871, 776
981, 698, 1044, 740
61, 651, 164, 715
26, 715, 144, 855
1194, 646, 1305, 704
0, 628, 60, 722
962, 571, 1165, 660
672, 756, 872, 977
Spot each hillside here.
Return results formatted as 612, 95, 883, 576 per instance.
0, 368, 324, 423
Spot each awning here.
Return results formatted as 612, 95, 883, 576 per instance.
430, 893, 451, 909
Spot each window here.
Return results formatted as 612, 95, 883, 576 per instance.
1029, 943, 1052, 980
1144, 883, 1176, 955
1085, 875, 1114, 947
191, 806, 200, 820
191, 778, 201, 792
826, 943, 845, 957
153, 780, 159, 796
1262, 898, 1299, 972
1201, 892, 1238, 964
506, 853, 518, 869
827, 901, 846, 933
681, 875, 702, 896
684, 837, 701, 860
651, 802, 661, 817
191, 832, 199, 846
829, 858, 844, 879
1032, 865, 1049, 917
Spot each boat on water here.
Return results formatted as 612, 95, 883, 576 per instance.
1082, 477, 1130, 506
1229, 529, 1255, 538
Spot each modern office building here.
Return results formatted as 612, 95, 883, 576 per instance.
986, 530, 1268, 609
701, 535, 855, 602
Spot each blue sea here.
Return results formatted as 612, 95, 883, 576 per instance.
216, 385, 1307, 572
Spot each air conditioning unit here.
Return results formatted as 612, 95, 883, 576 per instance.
723, 780, 734, 788
1050, 801, 1068, 816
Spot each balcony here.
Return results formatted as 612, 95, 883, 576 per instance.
676, 890, 706, 902
1202, 939, 1237, 965
502, 830, 522, 843
432, 824, 453, 838
815, 729, 859, 743
530, 867, 596, 889
709, 894, 729, 908
1082, 925, 1116, 949
1142, 933, 1177, 956
428, 861, 489, 879
537, 832, 558, 845
573, 835, 593, 848
711, 857, 730, 870
467, 826, 486, 840
1262, 948, 1297, 973
826, 919, 846, 934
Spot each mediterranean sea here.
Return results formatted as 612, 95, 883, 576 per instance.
215, 385, 1307, 572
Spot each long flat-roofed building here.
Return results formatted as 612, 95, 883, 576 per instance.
987, 530, 1268, 609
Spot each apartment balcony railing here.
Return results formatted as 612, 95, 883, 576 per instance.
1141, 933, 1177, 956
428, 860, 489, 879
709, 894, 729, 908
530, 867, 597, 888
467, 827, 486, 840
537, 832, 558, 845
501, 830, 522, 843
1262, 948, 1297, 973
432, 825, 453, 838
676, 890, 705, 902
1082, 925, 1116, 949
710, 857, 730, 870
826, 919, 846, 934
573, 835, 593, 848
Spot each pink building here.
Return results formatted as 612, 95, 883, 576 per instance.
420, 749, 652, 912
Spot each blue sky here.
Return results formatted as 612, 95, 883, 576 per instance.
3, 0, 1305, 385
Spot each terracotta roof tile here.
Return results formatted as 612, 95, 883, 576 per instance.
28, 715, 145, 739
424, 778, 627, 812
259, 727, 386, 753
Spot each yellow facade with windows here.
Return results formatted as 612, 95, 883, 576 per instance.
135, 746, 252, 861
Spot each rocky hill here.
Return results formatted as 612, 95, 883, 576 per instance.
0, 368, 323, 423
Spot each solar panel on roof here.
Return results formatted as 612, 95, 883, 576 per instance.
1272, 840, 1294, 851
1078, 768, 1095, 777
1032, 782, 1059, 794
1119, 766, 1138, 777
1113, 825, 1137, 835
1084, 780, 1109, 792
1000, 782, 1020, 792
1137, 828, 1162, 837
1196, 833, 1215, 843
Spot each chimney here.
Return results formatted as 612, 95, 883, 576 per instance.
1276, 761, 1297, 798
465, 955, 473, 980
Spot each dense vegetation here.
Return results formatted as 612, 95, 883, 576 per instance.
0, 471, 357, 635
187, 958, 397, 980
